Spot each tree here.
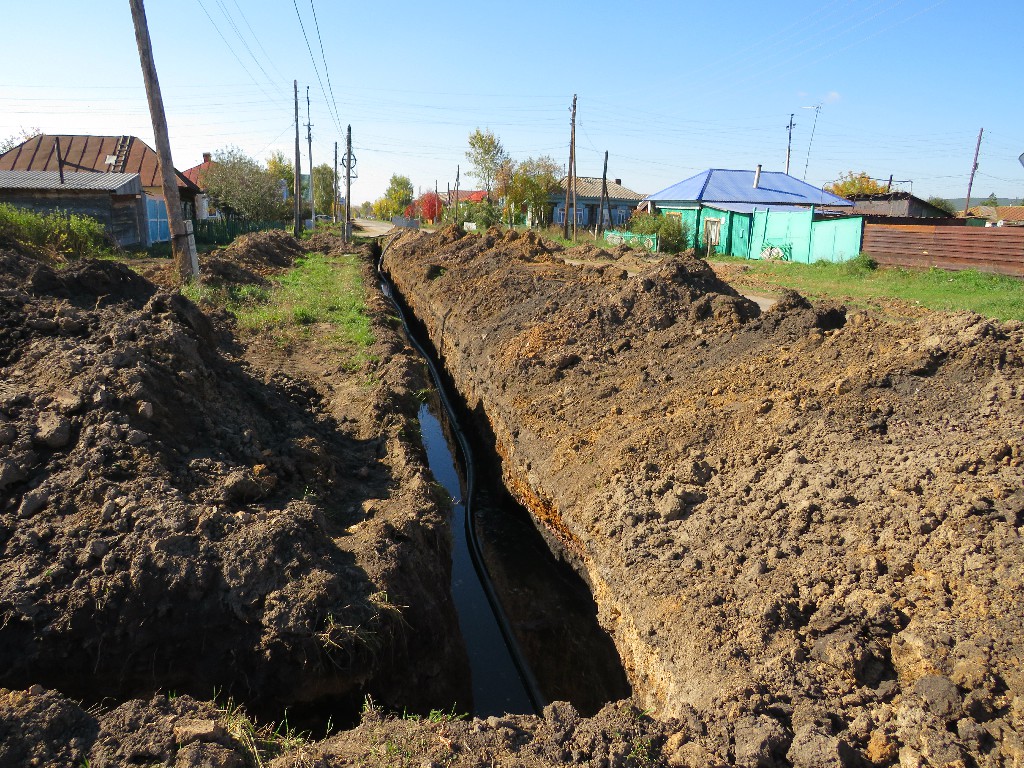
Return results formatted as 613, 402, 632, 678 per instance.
418, 192, 443, 222
502, 155, 561, 226
0, 126, 42, 154
266, 151, 293, 188
983, 192, 1000, 207
824, 171, 889, 198
312, 163, 335, 217
201, 146, 281, 221
358, 201, 373, 218
926, 196, 958, 216
465, 128, 508, 194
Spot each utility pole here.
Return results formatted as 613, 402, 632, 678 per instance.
333, 141, 339, 224
455, 164, 461, 227
293, 80, 302, 238
785, 113, 795, 175
306, 86, 314, 226
344, 125, 352, 242
963, 127, 984, 217
801, 104, 821, 181
595, 150, 609, 237
563, 93, 576, 239
128, 0, 197, 284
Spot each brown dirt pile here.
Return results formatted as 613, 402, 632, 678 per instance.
0, 245, 466, 723
384, 227, 1024, 767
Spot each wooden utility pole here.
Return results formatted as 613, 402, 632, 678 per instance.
306, 86, 314, 226
563, 94, 576, 239
293, 80, 302, 238
785, 113, 795, 175
963, 127, 984, 216
595, 150, 609, 237
344, 125, 352, 242
128, 0, 197, 284
455, 164, 461, 227
54, 136, 65, 184
333, 141, 339, 224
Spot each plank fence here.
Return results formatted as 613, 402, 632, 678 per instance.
862, 223, 1024, 277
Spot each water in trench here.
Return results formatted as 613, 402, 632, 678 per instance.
380, 255, 630, 718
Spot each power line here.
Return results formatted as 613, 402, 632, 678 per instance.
308, 0, 343, 136
213, 0, 285, 99
291, 0, 341, 138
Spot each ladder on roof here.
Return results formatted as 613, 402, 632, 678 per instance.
111, 135, 131, 173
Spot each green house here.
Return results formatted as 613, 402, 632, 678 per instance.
641, 168, 864, 262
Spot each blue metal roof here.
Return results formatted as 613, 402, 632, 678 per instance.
644, 169, 852, 207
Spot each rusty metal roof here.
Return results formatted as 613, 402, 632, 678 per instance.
0, 170, 142, 194
0, 134, 198, 192
559, 176, 644, 201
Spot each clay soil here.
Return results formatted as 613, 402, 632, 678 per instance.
383, 225, 1024, 768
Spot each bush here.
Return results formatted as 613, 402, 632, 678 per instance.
627, 212, 690, 253
0, 203, 112, 259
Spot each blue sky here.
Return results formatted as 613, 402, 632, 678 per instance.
3, 0, 1022, 204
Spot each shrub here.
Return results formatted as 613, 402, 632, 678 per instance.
0, 203, 112, 259
627, 212, 690, 253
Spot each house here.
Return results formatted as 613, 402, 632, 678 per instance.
182, 151, 218, 220
0, 134, 200, 243
642, 167, 862, 262
966, 205, 1024, 227
553, 177, 644, 228
445, 189, 488, 205
843, 192, 953, 219
0, 170, 148, 247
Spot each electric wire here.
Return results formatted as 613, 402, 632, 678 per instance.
309, 0, 344, 137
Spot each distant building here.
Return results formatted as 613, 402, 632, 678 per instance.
0, 170, 147, 247
642, 167, 862, 262
966, 205, 1024, 226
0, 134, 199, 243
182, 151, 218, 220
844, 192, 953, 219
553, 177, 644, 228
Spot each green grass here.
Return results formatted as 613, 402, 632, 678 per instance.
184, 251, 374, 357
711, 254, 1024, 321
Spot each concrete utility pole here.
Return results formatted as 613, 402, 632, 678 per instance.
785, 113, 795, 175
128, 0, 197, 284
455, 164, 461, 227
963, 127, 984, 217
563, 94, 577, 240
293, 80, 302, 238
333, 141, 339, 224
344, 125, 352, 242
306, 86, 314, 226
595, 150, 609, 237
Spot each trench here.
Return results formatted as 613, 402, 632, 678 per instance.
377, 241, 631, 718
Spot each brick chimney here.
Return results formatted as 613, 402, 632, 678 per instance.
614, 179, 621, 186
203, 152, 212, 164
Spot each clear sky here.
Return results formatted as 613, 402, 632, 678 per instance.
3, 1, 1022, 205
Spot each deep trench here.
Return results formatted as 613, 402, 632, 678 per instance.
377, 241, 631, 718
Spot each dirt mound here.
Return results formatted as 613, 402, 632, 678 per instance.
384, 227, 1024, 768
215, 229, 303, 274
0, 247, 462, 718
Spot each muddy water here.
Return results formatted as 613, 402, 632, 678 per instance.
380, 253, 630, 718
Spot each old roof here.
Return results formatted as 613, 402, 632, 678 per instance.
0, 134, 199, 192
967, 205, 1024, 223
645, 168, 852, 207
0, 170, 142, 194
559, 176, 644, 201
182, 157, 213, 187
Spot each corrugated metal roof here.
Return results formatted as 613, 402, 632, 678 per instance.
645, 169, 852, 207
0, 134, 198, 192
559, 176, 644, 201
0, 170, 142, 193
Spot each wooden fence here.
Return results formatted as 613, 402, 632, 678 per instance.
862, 223, 1024, 277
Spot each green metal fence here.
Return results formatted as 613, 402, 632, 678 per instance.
605, 229, 659, 252
192, 218, 285, 245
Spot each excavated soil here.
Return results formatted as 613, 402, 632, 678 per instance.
0, 231, 474, 764
383, 225, 1024, 768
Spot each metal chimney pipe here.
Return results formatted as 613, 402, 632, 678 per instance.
753, 164, 762, 188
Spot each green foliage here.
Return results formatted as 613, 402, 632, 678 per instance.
824, 171, 889, 198
312, 162, 336, 217
983, 192, 1000, 207
926, 196, 959, 216
192, 218, 284, 246
358, 201, 373, 218
462, 200, 500, 228
627, 212, 690, 253
373, 174, 415, 221
0, 202, 111, 259
465, 128, 508, 194
502, 155, 561, 226
202, 146, 285, 222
